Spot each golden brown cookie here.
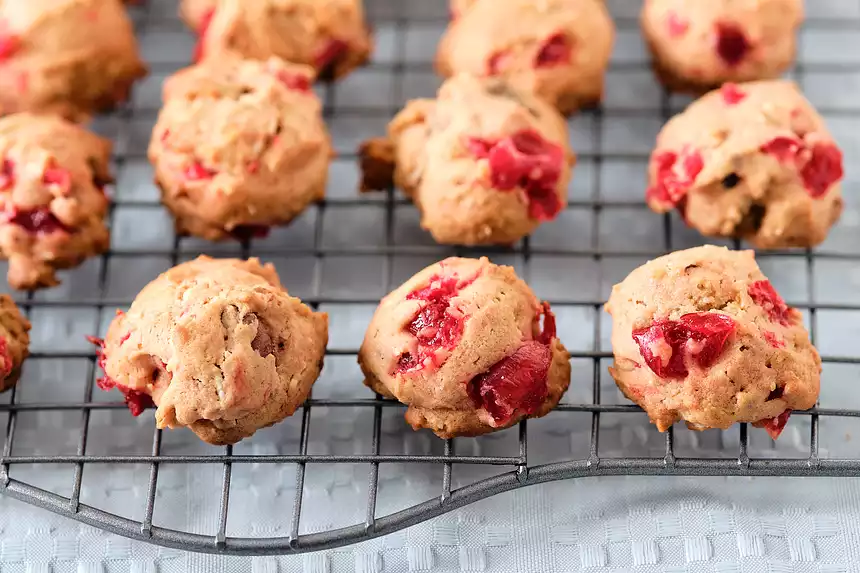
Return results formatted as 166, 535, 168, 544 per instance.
148, 56, 330, 241
641, 0, 803, 93
437, 0, 614, 114
359, 74, 574, 246
0, 113, 111, 290
646, 80, 843, 249
93, 256, 328, 446
190, 0, 372, 80
606, 246, 820, 439
0, 0, 147, 120
359, 257, 571, 438
0, 295, 30, 393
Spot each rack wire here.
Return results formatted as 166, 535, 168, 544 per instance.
1, 0, 860, 557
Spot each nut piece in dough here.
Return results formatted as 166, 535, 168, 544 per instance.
605, 245, 820, 439
0, 113, 111, 290
189, 0, 373, 80
0, 0, 147, 119
646, 80, 843, 249
437, 0, 614, 114
149, 56, 331, 241
359, 257, 571, 438
0, 295, 30, 393
359, 74, 575, 246
641, 0, 803, 93
93, 256, 329, 446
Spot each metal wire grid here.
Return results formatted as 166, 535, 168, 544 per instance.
0, 0, 858, 557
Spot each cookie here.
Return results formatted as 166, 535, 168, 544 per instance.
359, 74, 574, 246
0, 0, 147, 120
641, 0, 803, 93
0, 295, 30, 393
437, 0, 614, 114
605, 245, 820, 439
359, 257, 571, 438
191, 0, 372, 80
0, 113, 111, 290
646, 80, 843, 249
148, 56, 330, 241
93, 256, 328, 446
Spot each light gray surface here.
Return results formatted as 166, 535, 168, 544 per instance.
1, 0, 860, 570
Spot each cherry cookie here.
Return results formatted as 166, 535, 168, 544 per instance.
149, 56, 331, 241
0, 0, 147, 119
641, 0, 803, 92
360, 74, 574, 246
93, 256, 328, 446
359, 257, 571, 438
606, 245, 820, 439
0, 295, 30, 393
187, 0, 373, 80
0, 113, 111, 290
646, 80, 843, 249
437, 0, 614, 114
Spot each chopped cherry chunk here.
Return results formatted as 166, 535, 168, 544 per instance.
0, 337, 11, 378
43, 166, 72, 194
752, 409, 791, 440
763, 330, 785, 349
274, 70, 312, 92
230, 224, 271, 241
748, 280, 792, 326
760, 136, 803, 165
720, 83, 747, 105
714, 21, 750, 67
184, 161, 216, 181
486, 50, 511, 76
0, 158, 14, 190
0, 31, 20, 61
467, 341, 551, 425
801, 143, 843, 198
87, 336, 154, 417
192, 8, 215, 62
535, 33, 571, 68
646, 147, 704, 207
315, 39, 349, 74
5, 207, 72, 234
396, 273, 478, 374
535, 302, 557, 345
466, 129, 565, 221
632, 312, 736, 379
665, 10, 690, 37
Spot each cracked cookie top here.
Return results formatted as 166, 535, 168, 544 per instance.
96, 256, 328, 445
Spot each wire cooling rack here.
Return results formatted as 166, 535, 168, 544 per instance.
0, 0, 859, 558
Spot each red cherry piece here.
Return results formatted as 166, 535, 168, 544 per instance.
535, 301, 557, 345
0, 158, 14, 190
43, 166, 72, 195
5, 207, 72, 234
714, 21, 750, 67
760, 136, 803, 165
184, 161, 216, 181
467, 341, 551, 425
0, 337, 11, 378
487, 50, 511, 76
763, 330, 785, 349
119, 332, 131, 345
275, 70, 312, 92
230, 224, 271, 241
752, 409, 791, 440
665, 10, 690, 37
314, 39, 349, 73
632, 312, 736, 379
535, 33, 571, 68
748, 280, 792, 326
88, 336, 154, 417
397, 273, 478, 374
801, 143, 843, 198
0, 32, 20, 61
720, 82, 747, 105
645, 147, 704, 207
467, 129, 565, 221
